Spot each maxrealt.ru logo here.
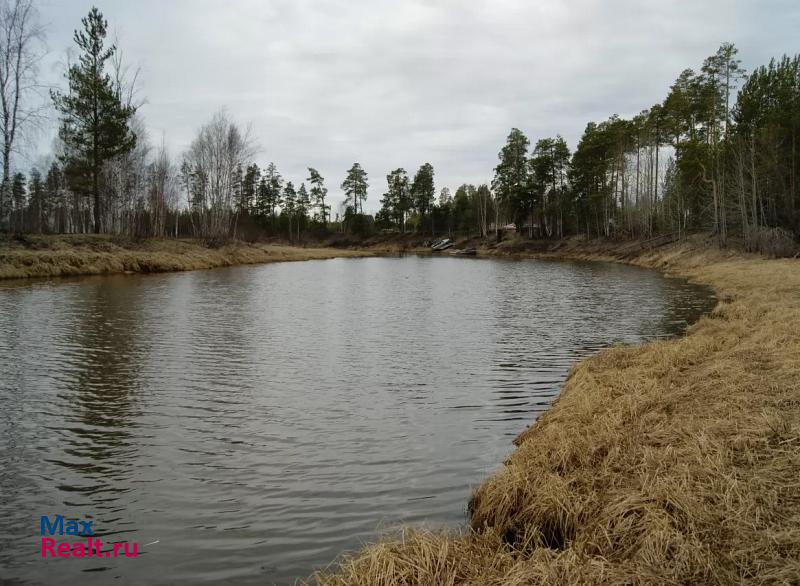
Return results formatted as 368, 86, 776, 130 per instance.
40, 515, 139, 558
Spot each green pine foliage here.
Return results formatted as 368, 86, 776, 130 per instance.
51, 7, 137, 234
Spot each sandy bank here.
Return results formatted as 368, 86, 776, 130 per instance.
311, 236, 800, 585
0, 235, 374, 280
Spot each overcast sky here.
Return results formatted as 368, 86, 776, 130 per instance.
32, 0, 800, 213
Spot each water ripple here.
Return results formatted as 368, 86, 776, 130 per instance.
0, 257, 714, 585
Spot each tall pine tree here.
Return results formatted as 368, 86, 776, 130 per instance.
492, 128, 531, 231
341, 162, 368, 215
411, 162, 435, 234
51, 7, 136, 233
307, 167, 329, 225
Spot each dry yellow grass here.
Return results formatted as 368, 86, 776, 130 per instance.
312, 238, 800, 585
0, 235, 373, 280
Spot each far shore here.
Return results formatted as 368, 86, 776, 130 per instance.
3, 231, 791, 282
0, 234, 376, 280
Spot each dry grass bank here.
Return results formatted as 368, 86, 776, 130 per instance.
0, 234, 373, 280
312, 237, 800, 585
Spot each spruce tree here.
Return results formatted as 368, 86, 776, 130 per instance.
11, 171, 25, 233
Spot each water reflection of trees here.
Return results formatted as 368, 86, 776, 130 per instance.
0, 296, 39, 567
60, 276, 148, 487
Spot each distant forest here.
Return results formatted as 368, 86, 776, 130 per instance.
1, 3, 798, 253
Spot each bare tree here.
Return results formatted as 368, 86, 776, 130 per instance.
475, 184, 492, 238
148, 140, 178, 238
98, 43, 148, 236
102, 115, 149, 236
181, 110, 255, 242
0, 0, 44, 227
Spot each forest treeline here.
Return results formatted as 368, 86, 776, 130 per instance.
0, 3, 798, 252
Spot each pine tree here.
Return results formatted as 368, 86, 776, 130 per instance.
552, 136, 571, 237
733, 54, 800, 239
283, 180, 296, 239
283, 181, 296, 212
411, 162, 435, 234
307, 167, 329, 225
232, 164, 244, 214
341, 162, 368, 215
438, 187, 453, 236
45, 163, 64, 232
51, 7, 137, 233
492, 128, 531, 232
241, 163, 260, 214
256, 176, 269, 218
259, 162, 283, 225
28, 167, 45, 233
297, 182, 310, 235
453, 184, 476, 234
529, 136, 571, 238
381, 168, 410, 232
530, 138, 553, 237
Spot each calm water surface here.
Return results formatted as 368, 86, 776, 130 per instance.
0, 256, 715, 585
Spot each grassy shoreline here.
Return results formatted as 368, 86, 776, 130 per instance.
312, 237, 800, 585
0, 235, 374, 280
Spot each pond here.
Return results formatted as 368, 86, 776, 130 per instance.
0, 256, 715, 585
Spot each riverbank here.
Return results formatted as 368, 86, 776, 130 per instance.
0, 235, 374, 280
312, 236, 800, 585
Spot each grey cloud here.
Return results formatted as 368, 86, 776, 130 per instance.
36, 0, 799, 212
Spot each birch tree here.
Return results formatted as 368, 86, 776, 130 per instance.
0, 0, 43, 228
147, 141, 178, 237
181, 109, 255, 242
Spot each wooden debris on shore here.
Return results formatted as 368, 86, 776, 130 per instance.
448, 248, 477, 256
